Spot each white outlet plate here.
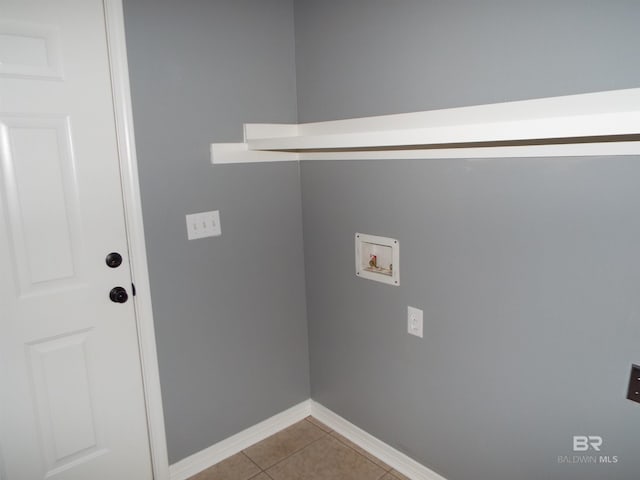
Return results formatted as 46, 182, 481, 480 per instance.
407, 306, 423, 338
186, 210, 221, 240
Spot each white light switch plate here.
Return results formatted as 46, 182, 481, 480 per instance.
186, 210, 221, 240
407, 306, 423, 338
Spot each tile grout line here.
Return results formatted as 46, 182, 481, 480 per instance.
241, 451, 266, 477
241, 419, 330, 474
249, 469, 275, 480
262, 417, 392, 478
273, 417, 393, 476
328, 430, 394, 473
305, 416, 334, 434
258, 421, 331, 473
194, 417, 398, 480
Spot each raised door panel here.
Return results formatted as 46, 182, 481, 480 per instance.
27, 331, 108, 477
0, 20, 63, 79
0, 116, 83, 296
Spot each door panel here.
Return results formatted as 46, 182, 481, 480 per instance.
1, 116, 81, 293
27, 331, 106, 472
0, 20, 63, 79
0, 1, 153, 479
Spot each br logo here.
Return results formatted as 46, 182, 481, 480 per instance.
573, 436, 603, 452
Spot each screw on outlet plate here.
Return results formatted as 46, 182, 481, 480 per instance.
627, 364, 640, 404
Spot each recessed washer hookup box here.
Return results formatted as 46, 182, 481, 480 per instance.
355, 233, 399, 286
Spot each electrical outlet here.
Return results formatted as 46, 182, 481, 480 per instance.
186, 210, 221, 240
627, 364, 640, 404
407, 306, 423, 338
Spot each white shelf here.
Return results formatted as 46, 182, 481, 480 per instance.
211, 88, 640, 164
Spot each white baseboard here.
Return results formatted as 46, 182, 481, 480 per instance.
169, 400, 312, 480
168, 399, 447, 480
310, 401, 448, 480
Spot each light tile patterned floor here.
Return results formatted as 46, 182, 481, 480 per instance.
188, 417, 410, 480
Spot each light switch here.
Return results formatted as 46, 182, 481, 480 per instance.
186, 210, 221, 240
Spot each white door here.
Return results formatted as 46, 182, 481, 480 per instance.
0, 1, 153, 479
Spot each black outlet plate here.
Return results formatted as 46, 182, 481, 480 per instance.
627, 364, 640, 404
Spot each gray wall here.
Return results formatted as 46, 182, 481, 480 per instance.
296, 1, 640, 479
123, 0, 309, 464
295, 0, 640, 122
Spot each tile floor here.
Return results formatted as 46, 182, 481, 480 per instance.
187, 417, 410, 480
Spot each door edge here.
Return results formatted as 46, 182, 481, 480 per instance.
103, 1, 170, 479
